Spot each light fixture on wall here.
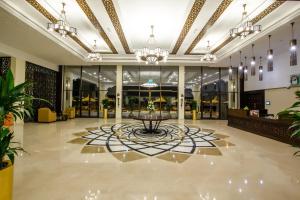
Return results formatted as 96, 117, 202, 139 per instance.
201, 41, 217, 62
244, 56, 248, 81
47, 2, 77, 38
229, 56, 233, 81
238, 51, 244, 78
87, 40, 102, 61
229, 4, 261, 39
259, 56, 263, 81
250, 44, 256, 76
290, 22, 297, 66
267, 35, 273, 71
135, 25, 169, 65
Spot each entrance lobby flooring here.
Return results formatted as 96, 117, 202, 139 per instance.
13, 119, 300, 200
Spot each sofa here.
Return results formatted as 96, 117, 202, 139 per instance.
64, 107, 76, 119
38, 108, 57, 123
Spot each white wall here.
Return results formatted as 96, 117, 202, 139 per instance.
244, 50, 300, 91
0, 42, 58, 71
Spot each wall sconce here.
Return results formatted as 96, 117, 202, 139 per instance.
65, 79, 71, 90
180, 94, 184, 108
117, 93, 120, 107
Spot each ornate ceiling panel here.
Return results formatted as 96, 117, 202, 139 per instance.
0, 0, 299, 64
171, 0, 206, 54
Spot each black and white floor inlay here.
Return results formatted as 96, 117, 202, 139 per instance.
68, 123, 235, 163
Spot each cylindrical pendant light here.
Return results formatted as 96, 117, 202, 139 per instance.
239, 51, 243, 79
267, 35, 273, 71
229, 56, 233, 81
259, 56, 263, 81
290, 22, 297, 66
251, 43, 256, 76
244, 56, 248, 81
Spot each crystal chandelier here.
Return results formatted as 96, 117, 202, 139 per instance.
135, 25, 169, 65
47, 2, 77, 38
87, 40, 102, 61
141, 79, 158, 88
201, 41, 216, 62
230, 4, 261, 39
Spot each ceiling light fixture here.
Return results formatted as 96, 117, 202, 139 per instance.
244, 56, 248, 81
250, 44, 256, 76
229, 56, 233, 81
135, 25, 169, 65
259, 56, 263, 81
87, 40, 102, 61
230, 4, 261, 39
290, 22, 297, 66
141, 79, 158, 88
238, 51, 244, 78
267, 35, 273, 71
47, 2, 77, 38
201, 41, 217, 62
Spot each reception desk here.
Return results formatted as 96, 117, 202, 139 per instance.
227, 109, 300, 145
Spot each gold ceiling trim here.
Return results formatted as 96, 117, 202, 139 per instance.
171, 0, 206, 54
25, 0, 92, 53
76, 0, 118, 54
184, 0, 233, 55
211, 1, 286, 54
102, 0, 131, 54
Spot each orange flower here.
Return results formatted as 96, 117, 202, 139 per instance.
3, 112, 14, 127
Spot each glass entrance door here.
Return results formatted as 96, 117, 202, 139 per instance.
63, 65, 116, 118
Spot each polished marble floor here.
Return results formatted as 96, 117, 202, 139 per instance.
13, 119, 300, 200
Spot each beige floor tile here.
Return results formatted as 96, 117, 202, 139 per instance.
81, 146, 106, 153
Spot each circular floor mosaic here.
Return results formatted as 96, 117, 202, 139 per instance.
68, 123, 235, 163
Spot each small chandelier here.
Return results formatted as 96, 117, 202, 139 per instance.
230, 4, 261, 39
135, 25, 169, 65
141, 79, 158, 88
87, 40, 102, 61
47, 2, 77, 38
201, 41, 217, 62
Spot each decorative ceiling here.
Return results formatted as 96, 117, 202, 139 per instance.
0, 0, 299, 64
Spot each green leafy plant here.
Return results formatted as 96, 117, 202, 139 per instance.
191, 100, 197, 111
243, 106, 249, 110
102, 99, 109, 109
147, 100, 155, 112
278, 91, 300, 156
0, 69, 40, 169
165, 97, 172, 113
128, 97, 137, 117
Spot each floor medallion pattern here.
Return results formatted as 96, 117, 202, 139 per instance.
68, 123, 235, 163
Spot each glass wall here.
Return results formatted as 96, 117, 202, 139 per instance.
63, 65, 116, 118
122, 66, 178, 119
184, 66, 238, 119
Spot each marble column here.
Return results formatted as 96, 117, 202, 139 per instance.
115, 65, 122, 119
178, 65, 185, 120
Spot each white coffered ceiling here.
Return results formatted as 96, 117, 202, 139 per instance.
0, 0, 300, 65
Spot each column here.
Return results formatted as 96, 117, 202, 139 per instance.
10, 57, 25, 85
178, 65, 185, 120
115, 65, 122, 119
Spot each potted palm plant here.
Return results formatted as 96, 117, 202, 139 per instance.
0, 69, 36, 200
278, 91, 300, 156
102, 99, 109, 119
128, 97, 136, 118
191, 100, 197, 120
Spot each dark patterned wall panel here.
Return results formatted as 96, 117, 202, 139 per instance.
25, 62, 57, 119
0, 57, 11, 76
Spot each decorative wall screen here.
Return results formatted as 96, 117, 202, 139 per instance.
25, 62, 58, 120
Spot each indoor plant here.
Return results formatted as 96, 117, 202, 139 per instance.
191, 100, 197, 120
128, 97, 136, 118
147, 100, 155, 114
102, 98, 109, 119
278, 91, 300, 156
0, 69, 35, 200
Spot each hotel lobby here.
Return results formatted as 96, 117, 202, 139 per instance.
0, 0, 300, 199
